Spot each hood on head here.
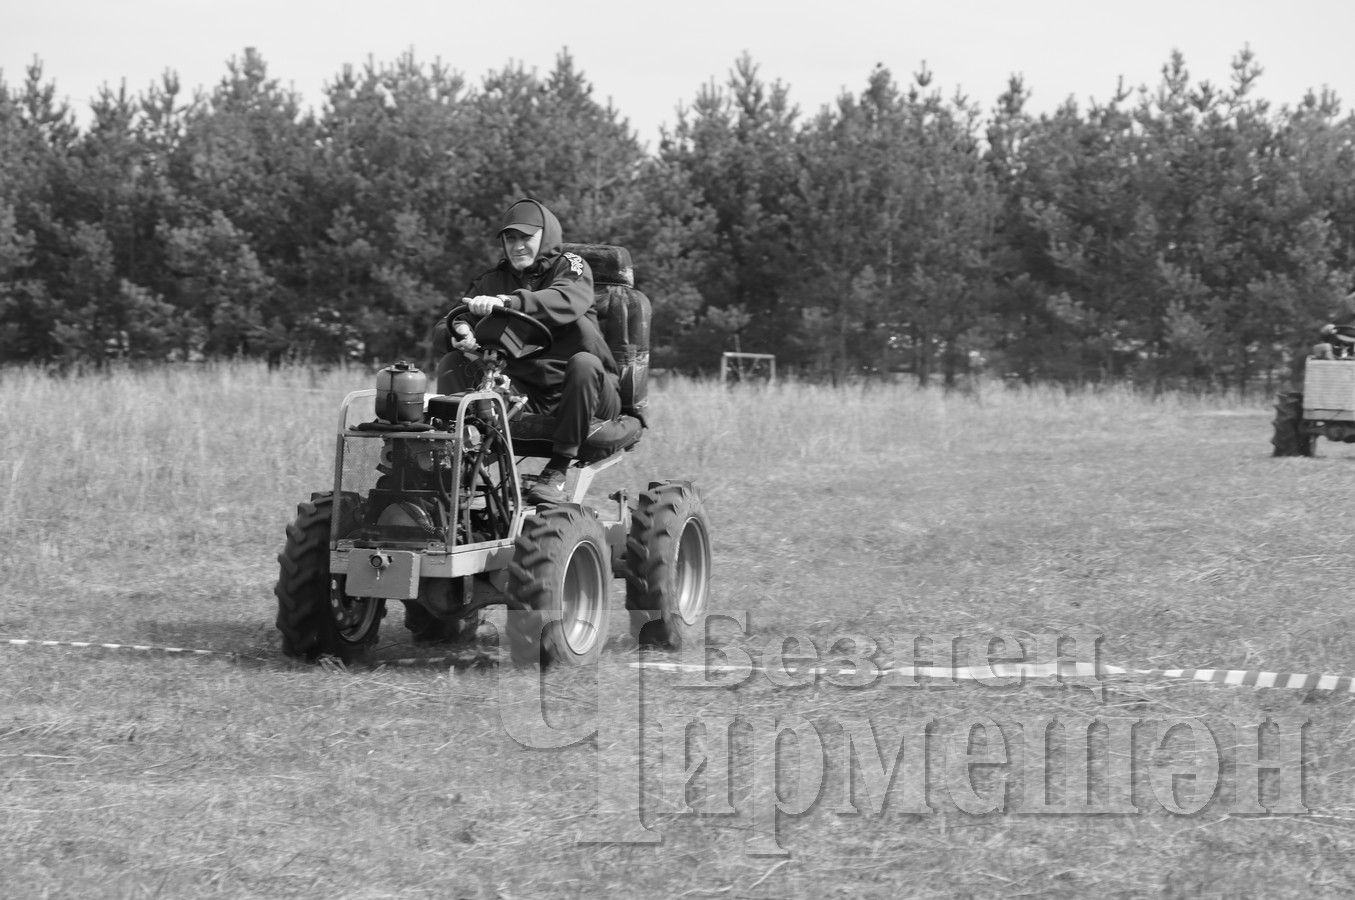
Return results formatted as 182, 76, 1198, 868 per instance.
498, 198, 563, 266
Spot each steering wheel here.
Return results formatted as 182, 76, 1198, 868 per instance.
444, 304, 552, 360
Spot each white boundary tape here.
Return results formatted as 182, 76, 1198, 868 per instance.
0, 637, 484, 669
5, 637, 1355, 693
4, 638, 230, 658
634, 658, 1355, 693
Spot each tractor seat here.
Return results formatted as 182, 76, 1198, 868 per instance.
423, 393, 644, 463
426, 392, 644, 462
428, 244, 652, 465
519, 243, 651, 464
509, 410, 644, 462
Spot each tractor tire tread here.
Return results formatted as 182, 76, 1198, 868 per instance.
624, 481, 711, 649
274, 493, 383, 663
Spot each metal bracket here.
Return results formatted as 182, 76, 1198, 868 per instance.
568, 452, 625, 505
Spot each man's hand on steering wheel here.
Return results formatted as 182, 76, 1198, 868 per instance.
451, 320, 479, 352
441, 298, 552, 361
467, 294, 511, 317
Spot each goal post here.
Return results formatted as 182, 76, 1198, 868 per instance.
720, 352, 776, 384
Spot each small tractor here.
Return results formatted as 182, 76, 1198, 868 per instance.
273, 244, 711, 666
1272, 323, 1355, 457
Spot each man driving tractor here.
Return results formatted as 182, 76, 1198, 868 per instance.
432, 198, 621, 504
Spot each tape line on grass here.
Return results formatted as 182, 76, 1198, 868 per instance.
7, 637, 1354, 692
1106, 664, 1355, 692
634, 658, 1355, 694
4, 638, 229, 657
0, 637, 289, 667
0, 637, 481, 670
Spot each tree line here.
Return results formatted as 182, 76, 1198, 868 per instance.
1, 46, 1351, 386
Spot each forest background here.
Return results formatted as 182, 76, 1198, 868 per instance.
1, 45, 1351, 388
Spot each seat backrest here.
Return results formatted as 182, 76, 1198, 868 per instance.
561, 243, 650, 419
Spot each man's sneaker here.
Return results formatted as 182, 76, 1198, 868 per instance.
525, 466, 568, 505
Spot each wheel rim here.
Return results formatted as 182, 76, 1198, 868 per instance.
674, 516, 711, 625
333, 592, 380, 643
560, 541, 606, 656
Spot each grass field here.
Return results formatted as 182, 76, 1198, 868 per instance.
4, 363, 1355, 898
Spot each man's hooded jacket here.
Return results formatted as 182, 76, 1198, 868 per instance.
440, 198, 618, 406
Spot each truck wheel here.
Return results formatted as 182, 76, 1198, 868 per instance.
625, 481, 712, 649
507, 505, 612, 667
1271, 391, 1314, 457
275, 492, 384, 662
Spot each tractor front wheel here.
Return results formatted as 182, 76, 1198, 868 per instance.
625, 481, 712, 650
1271, 391, 1315, 457
275, 492, 384, 662
506, 505, 612, 667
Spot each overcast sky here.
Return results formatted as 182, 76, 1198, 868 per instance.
4, 0, 1352, 149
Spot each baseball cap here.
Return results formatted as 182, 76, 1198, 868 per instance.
499, 200, 544, 236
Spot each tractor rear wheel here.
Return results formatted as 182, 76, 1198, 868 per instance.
506, 505, 612, 667
275, 492, 384, 662
1271, 391, 1314, 457
403, 600, 482, 644
625, 481, 712, 649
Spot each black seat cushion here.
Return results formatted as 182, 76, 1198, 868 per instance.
510, 412, 644, 462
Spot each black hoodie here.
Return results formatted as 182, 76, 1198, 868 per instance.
451, 199, 618, 402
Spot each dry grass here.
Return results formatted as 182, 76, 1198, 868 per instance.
4, 364, 1355, 898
